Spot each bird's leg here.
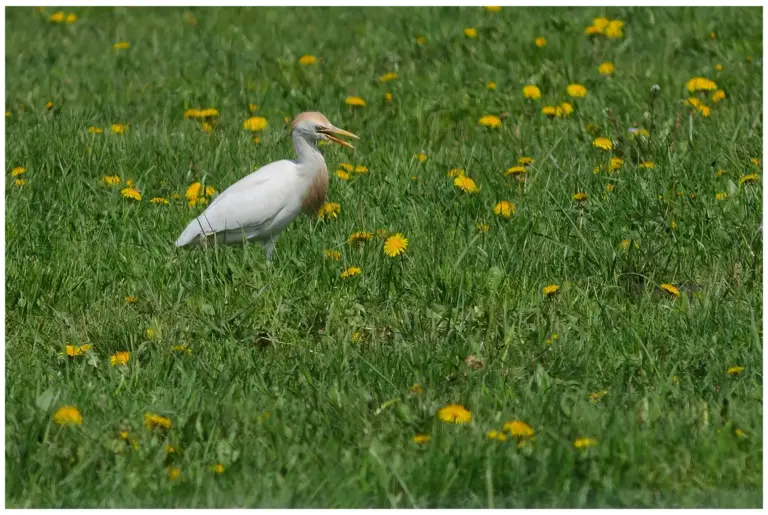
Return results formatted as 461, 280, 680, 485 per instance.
265, 237, 276, 264
255, 236, 278, 298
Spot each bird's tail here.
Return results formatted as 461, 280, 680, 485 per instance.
175, 219, 203, 247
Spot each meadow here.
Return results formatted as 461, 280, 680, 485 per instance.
4, 5, 763, 508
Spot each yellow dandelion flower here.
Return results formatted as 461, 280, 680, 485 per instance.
523, 85, 541, 100
715, 169, 727, 177
45, 101, 55, 111
639, 161, 656, 169
686, 77, 717, 92
715, 63, 723, 71
484, 6, 502, 12
503, 420, 534, 438
542, 105, 558, 117
592, 17, 610, 31
338, 163, 355, 172
505, 166, 526, 176
124, 295, 137, 303
298, 55, 317, 65
476, 223, 490, 233
347, 231, 373, 245
712, 89, 726, 103
535, 36, 547, 47
454, 175, 480, 193
102, 175, 121, 186
628, 127, 649, 138
735, 428, 746, 438
317, 201, 341, 220
592, 137, 612, 150
385, 92, 393, 102
605, 20, 624, 38
248, 103, 258, 113
65, 344, 92, 357
590, 390, 608, 403
567, 83, 587, 98
209, 463, 224, 474
151, 197, 169, 205
413, 434, 431, 444
478, 115, 502, 128
167, 467, 181, 480
572, 192, 588, 202
111, 124, 127, 134
121, 187, 141, 201
110, 351, 130, 366
88, 126, 103, 134
336, 170, 350, 181
14, 179, 26, 187
438, 403, 472, 424
559, 102, 574, 116
201, 122, 214, 133
145, 328, 157, 340
727, 366, 744, 376
585, 25, 602, 36
752, 158, 761, 166
599, 62, 615, 75
493, 200, 515, 218
487, 429, 507, 441
416, 36, 426, 45
414, 152, 428, 163
447, 168, 465, 177
172, 345, 191, 354
243, 116, 268, 131
609, 157, 623, 171
574, 437, 598, 449
518, 156, 534, 166
11, 166, 27, 177
739, 173, 759, 186
486, 81, 497, 90
341, 266, 362, 279
409, 383, 424, 394
49, 11, 65, 23
699, 105, 711, 117
379, 72, 398, 83
323, 249, 341, 261
660, 283, 680, 297
53, 405, 82, 426
113, 41, 130, 50
145, 413, 172, 430
715, 192, 728, 200
464, 27, 477, 38
542, 284, 560, 296
383, 233, 408, 257
345, 96, 366, 107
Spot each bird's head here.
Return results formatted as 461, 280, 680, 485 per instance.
291, 112, 359, 149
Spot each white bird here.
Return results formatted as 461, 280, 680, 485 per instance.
175, 111, 358, 261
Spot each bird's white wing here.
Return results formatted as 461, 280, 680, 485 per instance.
176, 160, 300, 247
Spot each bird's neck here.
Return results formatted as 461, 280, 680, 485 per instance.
292, 132, 325, 171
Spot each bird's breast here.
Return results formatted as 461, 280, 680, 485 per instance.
301, 164, 329, 215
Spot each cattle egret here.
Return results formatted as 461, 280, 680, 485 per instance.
175, 112, 358, 261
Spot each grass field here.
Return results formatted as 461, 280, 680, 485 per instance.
4, 5, 763, 508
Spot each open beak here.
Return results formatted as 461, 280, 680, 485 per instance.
318, 126, 359, 149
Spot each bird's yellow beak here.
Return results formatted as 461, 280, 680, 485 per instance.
318, 126, 359, 149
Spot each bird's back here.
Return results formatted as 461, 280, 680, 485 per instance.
175, 160, 302, 247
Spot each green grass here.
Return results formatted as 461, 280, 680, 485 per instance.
5, 5, 763, 508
